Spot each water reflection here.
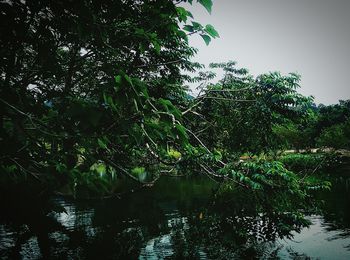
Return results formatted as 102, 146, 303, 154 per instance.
278, 215, 350, 259
278, 166, 350, 259
0, 173, 350, 259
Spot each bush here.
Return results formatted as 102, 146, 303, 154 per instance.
279, 153, 342, 173
316, 124, 349, 149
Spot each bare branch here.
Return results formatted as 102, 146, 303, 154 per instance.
200, 163, 248, 188
134, 59, 183, 69
203, 96, 256, 102
182, 99, 203, 115
10, 158, 41, 181
206, 87, 252, 93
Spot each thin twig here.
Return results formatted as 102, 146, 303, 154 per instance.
206, 87, 252, 93
202, 96, 256, 102
10, 158, 41, 181
134, 59, 183, 69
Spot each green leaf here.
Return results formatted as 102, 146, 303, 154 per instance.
153, 41, 161, 54
187, 11, 194, 19
103, 93, 118, 111
198, 0, 213, 14
168, 149, 182, 159
178, 30, 188, 41
176, 7, 188, 22
205, 24, 219, 38
56, 163, 67, 173
175, 124, 189, 140
191, 21, 202, 30
135, 28, 145, 35
183, 25, 194, 32
159, 98, 182, 119
200, 34, 211, 45
98, 138, 108, 149
131, 167, 145, 175
115, 75, 121, 84
114, 75, 122, 92
91, 163, 106, 175
123, 73, 133, 86
133, 79, 149, 98
213, 149, 222, 161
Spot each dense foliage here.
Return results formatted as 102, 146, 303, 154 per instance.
274, 100, 350, 150
186, 61, 312, 155
0, 0, 336, 198
1, 0, 209, 194
2, 0, 348, 258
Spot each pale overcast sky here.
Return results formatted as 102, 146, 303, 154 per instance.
185, 0, 350, 105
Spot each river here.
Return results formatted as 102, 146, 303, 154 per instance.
0, 167, 349, 259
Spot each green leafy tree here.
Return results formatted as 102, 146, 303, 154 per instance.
0, 0, 330, 202
186, 61, 312, 155
272, 100, 350, 151
0, 0, 217, 195
316, 124, 349, 149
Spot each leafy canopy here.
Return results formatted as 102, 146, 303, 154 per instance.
0, 0, 330, 200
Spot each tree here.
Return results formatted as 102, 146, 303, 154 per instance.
185, 61, 313, 155
316, 122, 350, 149
0, 0, 217, 195
0, 0, 329, 201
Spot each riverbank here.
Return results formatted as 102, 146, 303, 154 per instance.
283, 148, 350, 157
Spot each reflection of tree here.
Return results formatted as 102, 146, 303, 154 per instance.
285, 247, 313, 260
0, 189, 68, 259
0, 187, 171, 259
169, 190, 311, 259
0, 179, 327, 259
318, 176, 350, 250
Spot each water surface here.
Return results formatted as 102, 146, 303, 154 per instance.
0, 170, 349, 259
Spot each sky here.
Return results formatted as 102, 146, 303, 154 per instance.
184, 0, 350, 105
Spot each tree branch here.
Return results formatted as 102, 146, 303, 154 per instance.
134, 59, 183, 69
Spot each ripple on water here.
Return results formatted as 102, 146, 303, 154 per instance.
278, 215, 350, 260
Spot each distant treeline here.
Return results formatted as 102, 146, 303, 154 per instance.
274, 100, 350, 150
